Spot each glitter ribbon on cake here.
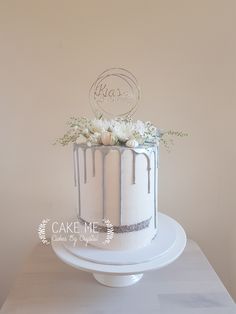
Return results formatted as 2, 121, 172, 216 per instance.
77, 216, 152, 233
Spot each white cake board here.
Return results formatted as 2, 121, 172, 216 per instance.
52, 213, 186, 287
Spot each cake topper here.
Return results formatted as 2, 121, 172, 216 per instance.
89, 68, 140, 118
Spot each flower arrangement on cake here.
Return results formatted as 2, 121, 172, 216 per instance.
56, 116, 187, 150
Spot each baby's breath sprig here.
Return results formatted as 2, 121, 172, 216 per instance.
159, 130, 188, 152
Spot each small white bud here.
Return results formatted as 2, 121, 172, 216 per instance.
126, 139, 139, 148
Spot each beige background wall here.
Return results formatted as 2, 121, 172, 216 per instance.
0, 0, 235, 307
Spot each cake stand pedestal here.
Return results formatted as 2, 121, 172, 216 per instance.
52, 213, 186, 287
93, 273, 144, 287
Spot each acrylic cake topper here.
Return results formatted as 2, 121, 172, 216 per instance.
89, 68, 140, 118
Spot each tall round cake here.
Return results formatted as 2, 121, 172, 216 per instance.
73, 143, 159, 250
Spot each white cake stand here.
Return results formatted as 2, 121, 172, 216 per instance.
52, 213, 186, 287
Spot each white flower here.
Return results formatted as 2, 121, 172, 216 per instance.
126, 139, 139, 148
88, 132, 101, 145
101, 131, 117, 146
83, 128, 89, 136
93, 132, 101, 139
75, 135, 87, 144
90, 119, 111, 133
134, 120, 146, 135
112, 122, 135, 142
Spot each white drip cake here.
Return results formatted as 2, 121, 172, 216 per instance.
56, 69, 184, 251
57, 116, 163, 251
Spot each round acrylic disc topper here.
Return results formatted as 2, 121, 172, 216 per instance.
89, 68, 140, 118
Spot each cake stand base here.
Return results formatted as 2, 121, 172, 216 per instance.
93, 273, 143, 287
52, 213, 186, 288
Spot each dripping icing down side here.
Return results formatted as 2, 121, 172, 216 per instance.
73, 144, 158, 227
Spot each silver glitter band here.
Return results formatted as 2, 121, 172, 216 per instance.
77, 216, 152, 233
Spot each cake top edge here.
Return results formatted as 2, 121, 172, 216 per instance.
73, 142, 158, 150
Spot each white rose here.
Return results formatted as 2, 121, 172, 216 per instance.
101, 131, 117, 146
126, 139, 139, 148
